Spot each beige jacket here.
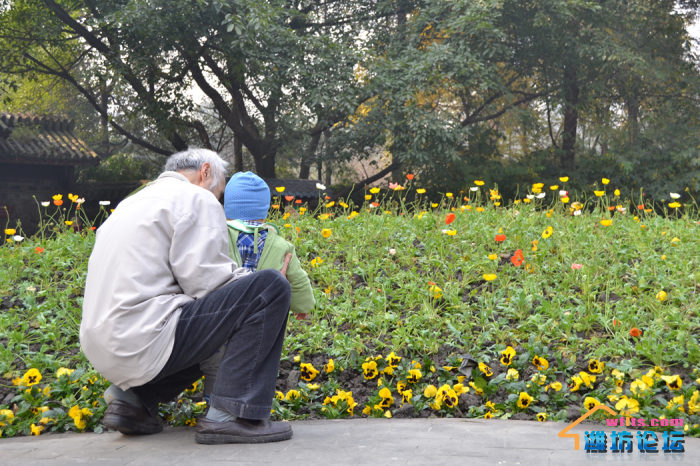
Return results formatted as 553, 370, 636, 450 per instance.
80, 172, 248, 389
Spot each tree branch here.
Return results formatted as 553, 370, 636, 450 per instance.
334, 161, 402, 199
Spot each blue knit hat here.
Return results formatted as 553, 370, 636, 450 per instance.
224, 172, 271, 221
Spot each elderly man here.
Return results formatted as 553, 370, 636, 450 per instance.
81, 149, 293, 444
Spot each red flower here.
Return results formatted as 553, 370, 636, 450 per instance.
35, 247, 44, 254
495, 234, 506, 242
613, 319, 620, 326
463, 197, 470, 202
325, 196, 331, 200
54, 199, 63, 206
511, 249, 523, 266
630, 327, 642, 338
428, 281, 435, 286
637, 204, 644, 209
285, 196, 294, 201
371, 202, 379, 207
90, 226, 96, 231
406, 174, 414, 180
445, 213, 456, 225
607, 206, 615, 211
295, 199, 302, 204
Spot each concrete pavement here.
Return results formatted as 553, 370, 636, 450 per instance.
1, 419, 698, 465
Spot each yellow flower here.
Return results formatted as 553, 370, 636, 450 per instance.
384, 410, 392, 418
656, 290, 667, 302
365, 194, 372, 200
669, 202, 681, 208
407, 369, 422, 383
362, 361, 379, 379
483, 274, 497, 281
442, 389, 458, 408
542, 226, 553, 238
324, 359, 335, 373
594, 190, 605, 197
588, 359, 604, 374
23, 369, 42, 386
570, 375, 583, 392
550, 185, 559, 191
488, 254, 498, 261
689, 391, 700, 415
478, 362, 493, 377
310, 257, 323, 267
321, 228, 332, 238
474, 180, 485, 186
362, 405, 372, 415
615, 396, 640, 415
432, 203, 439, 208
293, 355, 301, 363
559, 177, 569, 182
446, 193, 453, 198
602, 178, 610, 185
68, 405, 86, 430
476, 207, 485, 212
285, 224, 291, 228
600, 219, 612, 227
547, 381, 563, 392
469, 381, 484, 395
443, 230, 457, 236
300, 363, 319, 382
378, 387, 394, 408
370, 188, 380, 194
57, 367, 74, 378
668, 395, 685, 413
423, 385, 438, 397
275, 391, 284, 401
532, 374, 547, 386
339, 202, 348, 208
579, 371, 596, 388
275, 187, 285, 193
506, 368, 519, 381
500, 346, 516, 366
630, 379, 650, 395
429, 285, 443, 299
484, 411, 493, 419
285, 389, 301, 401
0, 409, 14, 425
65, 221, 73, 226
584, 397, 600, 411
68, 193, 79, 202
4, 229, 16, 235
661, 375, 682, 390
536, 412, 548, 422
532, 355, 549, 371
453, 384, 469, 395
386, 352, 402, 368
325, 201, 335, 208
517, 392, 533, 409
401, 389, 413, 404
30, 424, 43, 436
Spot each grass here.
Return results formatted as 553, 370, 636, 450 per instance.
1, 185, 700, 437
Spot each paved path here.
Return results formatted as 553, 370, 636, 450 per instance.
1, 419, 698, 465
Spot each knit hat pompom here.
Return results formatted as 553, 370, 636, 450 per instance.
224, 172, 270, 221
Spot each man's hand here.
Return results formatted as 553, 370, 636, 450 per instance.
280, 253, 292, 279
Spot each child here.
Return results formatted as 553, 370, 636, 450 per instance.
200, 171, 315, 403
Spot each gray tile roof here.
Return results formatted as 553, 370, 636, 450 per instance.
0, 113, 99, 166
262, 178, 332, 199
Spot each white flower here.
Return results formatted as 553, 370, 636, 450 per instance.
616, 206, 626, 213
99, 201, 111, 206
26, 286, 36, 292
574, 210, 582, 216
559, 190, 567, 197
41, 202, 50, 207
670, 193, 681, 199
316, 183, 326, 190
13, 235, 24, 242
389, 248, 396, 255
470, 187, 479, 192
76, 198, 85, 204
536, 193, 546, 199
526, 195, 535, 200
441, 229, 448, 234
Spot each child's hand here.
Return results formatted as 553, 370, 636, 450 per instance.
280, 253, 292, 279
295, 313, 308, 320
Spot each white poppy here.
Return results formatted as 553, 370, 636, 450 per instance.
99, 201, 111, 206
76, 198, 85, 204
470, 187, 479, 192
41, 202, 50, 207
574, 210, 582, 216
13, 235, 24, 242
441, 229, 448, 234
526, 195, 535, 200
670, 193, 681, 199
389, 248, 396, 255
536, 193, 546, 199
559, 190, 567, 197
316, 183, 326, 190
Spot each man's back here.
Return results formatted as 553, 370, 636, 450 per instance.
81, 171, 243, 390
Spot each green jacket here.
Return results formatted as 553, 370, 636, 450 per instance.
226, 221, 315, 314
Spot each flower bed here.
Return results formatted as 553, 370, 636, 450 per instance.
1, 179, 700, 437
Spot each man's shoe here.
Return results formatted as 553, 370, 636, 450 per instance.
103, 400, 163, 435
195, 417, 293, 444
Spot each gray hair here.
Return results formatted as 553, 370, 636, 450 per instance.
163, 148, 229, 191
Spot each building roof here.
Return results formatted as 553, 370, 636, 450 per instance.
0, 113, 99, 166
262, 178, 332, 198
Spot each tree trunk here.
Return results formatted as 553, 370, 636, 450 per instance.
300, 132, 322, 179
234, 135, 243, 173
254, 151, 277, 178
626, 94, 639, 147
560, 63, 579, 170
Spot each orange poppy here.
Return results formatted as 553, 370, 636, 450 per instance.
445, 213, 455, 225
285, 196, 294, 201
90, 226, 96, 231
296, 227, 300, 233
371, 202, 380, 207
463, 197, 470, 202
511, 249, 523, 266
637, 204, 644, 209
495, 234, 506, 242
325, 196, 331, 200
54, 199, 63, 206
35, 247, 44, 254
406, 174, 414, 180
630, 328, 642, 338
607, 206, 615, 211
295, 199, 302, 204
